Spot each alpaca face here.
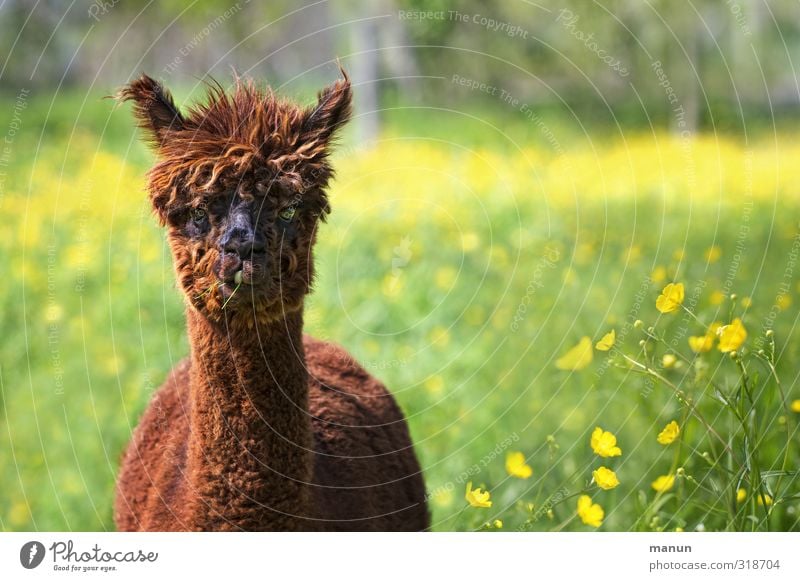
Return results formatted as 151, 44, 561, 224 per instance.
119, 72, 351, 328
167, 174, 330, 326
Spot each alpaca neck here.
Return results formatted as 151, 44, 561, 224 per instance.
184, 307, 312, 530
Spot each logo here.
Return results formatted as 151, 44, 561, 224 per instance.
20, 541, 46, 569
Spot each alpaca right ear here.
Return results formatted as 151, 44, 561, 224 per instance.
300, 68, 352, 152
117, 74, 184, 146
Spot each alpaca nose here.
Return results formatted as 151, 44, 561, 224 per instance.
220, 211, 266, 258
223, 236, 266, 258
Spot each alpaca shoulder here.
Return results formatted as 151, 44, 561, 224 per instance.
302, 334, 405, 424
115, 358, 190, 530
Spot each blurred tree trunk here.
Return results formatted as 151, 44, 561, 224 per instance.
381, 3, 421, 101
673, 3, 701, 134
350, 12, 380, 144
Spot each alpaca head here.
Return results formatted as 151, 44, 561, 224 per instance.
119, 72, 351, 329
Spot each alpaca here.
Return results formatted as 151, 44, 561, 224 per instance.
113, 71, 429, 531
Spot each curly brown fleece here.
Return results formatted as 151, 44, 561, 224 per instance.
113, 71, 429, 531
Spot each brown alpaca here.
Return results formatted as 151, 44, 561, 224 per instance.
113, 71, 429, 531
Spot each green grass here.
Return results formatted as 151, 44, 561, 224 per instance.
0, 90, 798, 531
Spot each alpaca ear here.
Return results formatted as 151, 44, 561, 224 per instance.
301, 69, 352, 150
117, 74, 184, 146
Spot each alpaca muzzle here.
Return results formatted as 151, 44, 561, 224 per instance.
216, 204, 269, 287
217, 251, 269, 287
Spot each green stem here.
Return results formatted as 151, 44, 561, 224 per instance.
620, 354, 731, 454
221, 282, 242, 310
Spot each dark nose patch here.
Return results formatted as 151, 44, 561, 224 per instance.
219, 201, 266, 258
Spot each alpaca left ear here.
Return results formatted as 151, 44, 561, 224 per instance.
301, 69, 352, 150
117, 74, 184, 147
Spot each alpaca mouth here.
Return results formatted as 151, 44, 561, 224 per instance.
218, 259, 267, 286
216, 260, 271, 303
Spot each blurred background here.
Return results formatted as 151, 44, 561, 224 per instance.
4, 0, 800, 137
1, 0, 799, 532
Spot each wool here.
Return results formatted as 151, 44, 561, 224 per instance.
114, 71, 429, 531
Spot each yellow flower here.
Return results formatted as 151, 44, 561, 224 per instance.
717, 318, 747, 352
662, 354, 677, 369
465, 482, 492, 508
45, 304, 64, 323
741, 296, 753, 308
651, 265, 667, 284
505, 451, 533, 479
434, 266, 457, 290
577, 495, 604, 527
736, 488, 747, 503
493, 519, 503, 529
461, 232, 480, 253
777, 293, 792, 311
688, 333, 714, 353
656, 282, 685, 314
555, 336, 593, 370
590, 426, 622, 458
657, 420, 680, 445
595, 330, 615, 351
431, 487, 454, 508
709, 290, 726, 305
651, 474, 676, 493
424, 375, 445, 395
381, 273, 404, 298
705, 246, 722, 263
592, 466, 620, 490
757, 493, 773, 507
429, 325, 451, 348
790, 399, 800, 413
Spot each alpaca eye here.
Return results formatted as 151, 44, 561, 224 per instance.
190, 207, 207, 222
279, 205, 297, 221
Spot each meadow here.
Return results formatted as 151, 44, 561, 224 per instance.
1, 91, 799, 531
